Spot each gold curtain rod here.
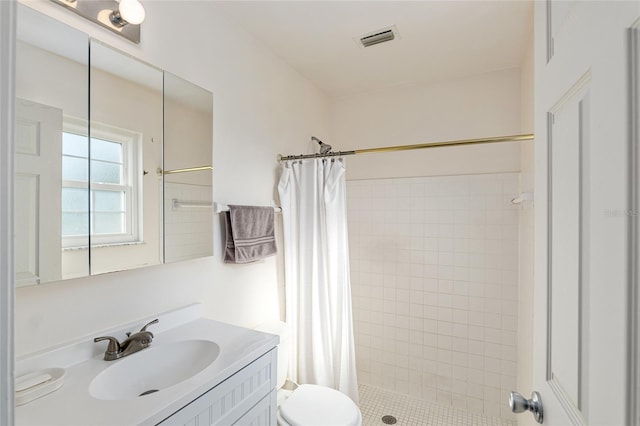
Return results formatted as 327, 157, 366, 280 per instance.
355, 133, 534, 154
278, 133, 534, 161
159, 165, 213, 175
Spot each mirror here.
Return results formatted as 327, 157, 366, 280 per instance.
90, 41, 164, 274
15, 5, 90, 285
163, 73, 213, 263
15, 4, 213, 286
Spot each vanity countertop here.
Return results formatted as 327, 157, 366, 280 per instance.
15, 309, 279, 425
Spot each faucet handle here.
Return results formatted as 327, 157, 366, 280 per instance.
93, 336, 121, 354
140, 318, 159, 333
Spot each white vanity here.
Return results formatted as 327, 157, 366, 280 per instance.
15, 305, 279, 425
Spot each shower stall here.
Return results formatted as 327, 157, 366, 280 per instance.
279, 130, 530, 424
347, 172, 521, 424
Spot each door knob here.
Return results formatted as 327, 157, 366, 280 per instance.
509, 391, 543, 424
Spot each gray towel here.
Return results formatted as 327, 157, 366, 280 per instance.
224, 205, 277, 264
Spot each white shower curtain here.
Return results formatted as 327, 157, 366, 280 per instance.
277, 158, 359, 404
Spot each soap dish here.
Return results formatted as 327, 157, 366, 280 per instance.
15, 368, 66, 406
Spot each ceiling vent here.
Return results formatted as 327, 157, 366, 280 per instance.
359, 26, 399, 48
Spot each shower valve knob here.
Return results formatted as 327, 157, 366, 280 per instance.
509, 391, 543, 424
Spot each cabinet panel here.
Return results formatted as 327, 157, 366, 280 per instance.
159, 349, 276, 426
232, 391, 274, 426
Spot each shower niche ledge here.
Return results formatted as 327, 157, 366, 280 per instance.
15, 304, 279, 425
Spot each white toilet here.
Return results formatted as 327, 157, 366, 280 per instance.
256, 321, 362, 426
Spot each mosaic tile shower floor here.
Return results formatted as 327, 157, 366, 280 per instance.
358, 384, 516, 426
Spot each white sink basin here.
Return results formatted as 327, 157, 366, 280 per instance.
89, 340, 220, 400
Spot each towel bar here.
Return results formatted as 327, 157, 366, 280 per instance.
172, 199, 213, 209
214, 202, 282, 214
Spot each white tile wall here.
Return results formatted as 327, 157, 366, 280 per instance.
164, 182, 213, 263
347, 173, 519, 421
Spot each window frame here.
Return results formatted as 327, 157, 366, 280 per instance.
62, 116, 142, 248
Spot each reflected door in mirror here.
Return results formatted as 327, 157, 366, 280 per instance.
15, 5, 89, 285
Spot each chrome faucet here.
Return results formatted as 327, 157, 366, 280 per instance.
94, 319, 159, 361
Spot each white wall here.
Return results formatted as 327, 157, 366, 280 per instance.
14, 0, 330, 356
163, 93, 212, 187
330, 68, 523, 180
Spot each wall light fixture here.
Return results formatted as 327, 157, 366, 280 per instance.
49, 0, 145, 44
109, 0, 145, 27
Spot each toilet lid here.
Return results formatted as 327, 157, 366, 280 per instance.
280, 384, 361, 426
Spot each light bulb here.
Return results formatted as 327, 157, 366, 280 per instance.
118, 0, 145, 25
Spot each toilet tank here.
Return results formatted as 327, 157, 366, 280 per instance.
255, 320, 290, 389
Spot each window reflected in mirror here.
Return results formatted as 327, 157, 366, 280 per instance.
89, 41, 163, 275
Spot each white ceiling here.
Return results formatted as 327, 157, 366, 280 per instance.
215, 0, 534, 99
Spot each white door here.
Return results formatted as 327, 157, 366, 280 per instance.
14, 98, 62, 286
526, 2, 640, 425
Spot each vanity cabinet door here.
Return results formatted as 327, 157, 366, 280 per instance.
232, 391, 275, 426
157, 349, 276, 426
